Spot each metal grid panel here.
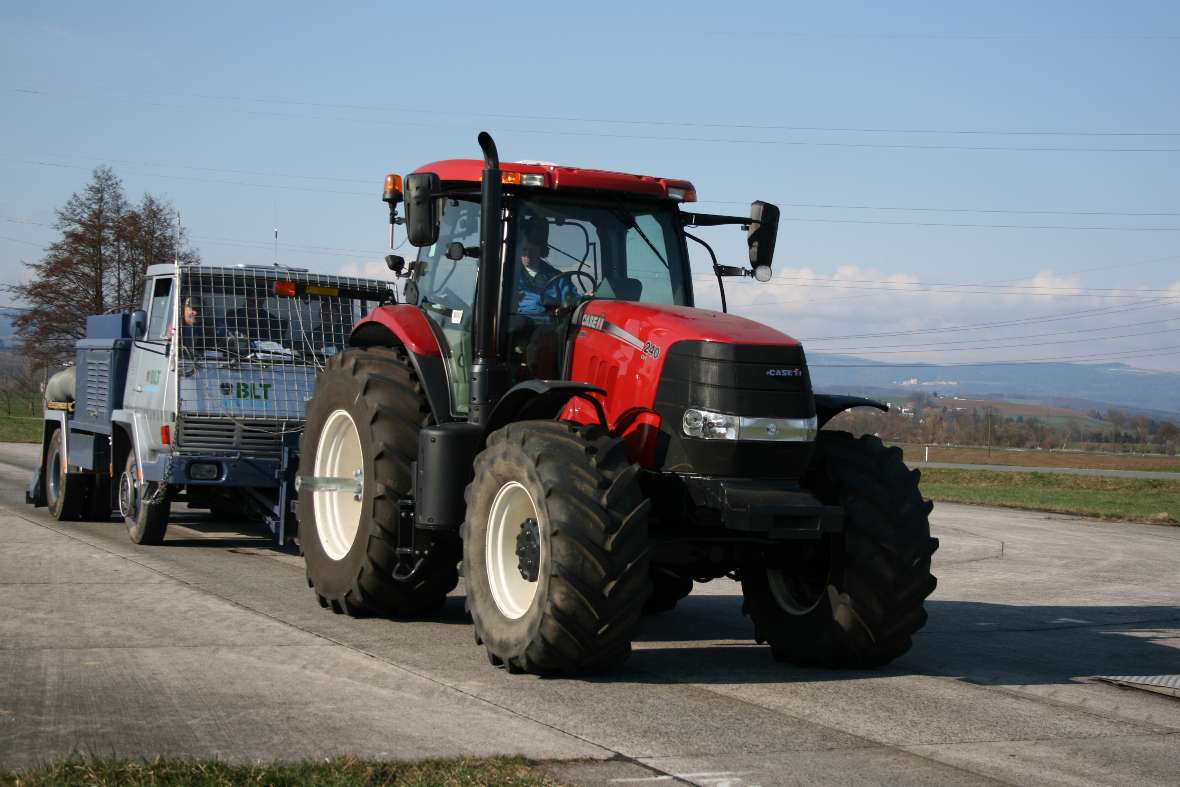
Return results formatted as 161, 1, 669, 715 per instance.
173, 265, 391, 438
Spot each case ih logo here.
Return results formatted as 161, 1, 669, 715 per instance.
580, 314, 605, 330
767, 368, 803, 378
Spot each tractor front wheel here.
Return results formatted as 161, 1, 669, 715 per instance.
463, 421, 651, 675
742, 431, 938, 668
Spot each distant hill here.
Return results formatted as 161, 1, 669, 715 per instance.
808, 353, 1180, 418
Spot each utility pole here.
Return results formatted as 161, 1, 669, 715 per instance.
986, 406, 992, 457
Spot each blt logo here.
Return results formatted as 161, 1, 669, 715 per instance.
220, 382, 272, 400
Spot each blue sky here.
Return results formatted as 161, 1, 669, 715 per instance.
2, 1, 1178, 370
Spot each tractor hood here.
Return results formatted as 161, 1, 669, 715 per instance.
566, 300, 814, 478
575, 301, 801, 357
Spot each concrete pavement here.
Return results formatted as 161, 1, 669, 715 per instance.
0, 442, 1177, 785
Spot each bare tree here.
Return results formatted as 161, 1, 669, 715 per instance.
7, 167, 198, 367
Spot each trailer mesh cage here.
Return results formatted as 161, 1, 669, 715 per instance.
174, 265, 391, 454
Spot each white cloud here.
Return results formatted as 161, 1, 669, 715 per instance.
696, 265, 1180, 371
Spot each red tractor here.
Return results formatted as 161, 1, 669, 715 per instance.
296, 133, 937, 675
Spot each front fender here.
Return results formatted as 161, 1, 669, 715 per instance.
482, 380, 607, 444
814, 394, 888, 429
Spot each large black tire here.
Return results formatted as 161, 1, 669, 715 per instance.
462, 421, 651, 675
742, 431, 938, 668
46, 429, 88, 521
120, 451, 170, 545
297, 347, 458, 617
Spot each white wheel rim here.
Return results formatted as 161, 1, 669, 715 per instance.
486, 481, 543, 620
767, 568, 824, 616
313, 409, 363, 561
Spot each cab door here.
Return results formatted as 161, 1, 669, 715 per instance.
123, 276, 175, 464
410, 198, 481, 416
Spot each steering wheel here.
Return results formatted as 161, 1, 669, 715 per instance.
541, 270, 598, 301
425, 286, 472, 317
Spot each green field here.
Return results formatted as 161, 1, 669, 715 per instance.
0, 755, 561, 787
0, 415, 43, 443
919, 468, 1179, 524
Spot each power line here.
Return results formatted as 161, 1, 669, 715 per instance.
811, 316, 1180, 351
693, 199, 1180, 218
0, 216, 386, 261
14, 152, 1180, 222
11, 88, 1180, 154
14, 85, 1180, 137
816, 326, 1178, 354
0, 158, 371, 198
708, 272, 1180, 295
797, 297, 1180, 341
776, 216, 1180, 231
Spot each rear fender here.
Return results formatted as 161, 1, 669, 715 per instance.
27, 412, 68, 506
814, 394, 888, 429
350, 306, 451, 423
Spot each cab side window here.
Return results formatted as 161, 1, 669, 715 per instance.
146, 278, 174, 341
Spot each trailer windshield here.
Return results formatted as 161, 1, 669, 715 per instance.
509, 197, 690, 309
175, 272, 385, 366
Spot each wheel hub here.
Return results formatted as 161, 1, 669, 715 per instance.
515, 518, 540, 582
118, 471, 136, 519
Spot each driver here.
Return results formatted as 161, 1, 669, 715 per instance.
509, 221, 579, 379
514, 239, 577, 316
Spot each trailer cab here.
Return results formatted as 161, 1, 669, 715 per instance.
29, 263, 394, 545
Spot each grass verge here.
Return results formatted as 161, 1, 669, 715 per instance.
0, 755, 564, 787
895, 443, 1180, 473
919, 468, 1179, 524
0, 416, 43, 444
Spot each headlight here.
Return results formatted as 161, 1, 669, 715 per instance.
682, 408, 817, 442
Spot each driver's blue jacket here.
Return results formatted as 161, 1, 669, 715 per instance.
514, 259, 577, 317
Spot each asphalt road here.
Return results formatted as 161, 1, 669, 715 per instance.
1, 441, 1177, 786
911, 461, 1180, 480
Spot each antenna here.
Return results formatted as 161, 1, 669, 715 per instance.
174, 210, 181, 266
274, 227, 279, 266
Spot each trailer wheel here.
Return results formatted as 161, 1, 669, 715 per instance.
297, 348, 458, 617
119, 451, 169, 544
742, 431, 938, 668
463, 421, 651, 675
46, 429, 88, 521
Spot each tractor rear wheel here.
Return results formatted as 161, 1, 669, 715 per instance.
463, 421, 651, 675
46, 429, 88, 521
297, 347, 458, 617
742, 431, 938, 668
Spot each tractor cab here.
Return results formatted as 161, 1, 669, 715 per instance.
405, 178, 694, 416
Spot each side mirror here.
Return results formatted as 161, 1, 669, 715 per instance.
130, 310, 147, 339
385, 254, 406, 275
747, 200, 779, 281
445, 242, 479, 262
404, 172, 441, 247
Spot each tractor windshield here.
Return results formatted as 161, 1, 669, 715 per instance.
508, 197, 690, 310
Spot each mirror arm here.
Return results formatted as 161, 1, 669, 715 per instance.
681, 212, 750, 228
684, 231, 728, 314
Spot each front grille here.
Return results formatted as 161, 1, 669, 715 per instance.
176, 417, 293, 457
